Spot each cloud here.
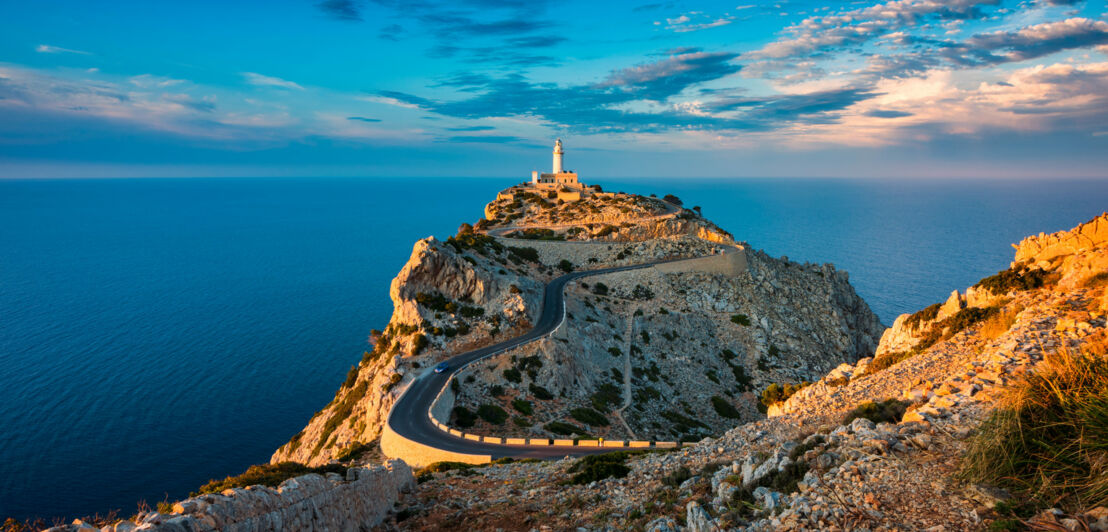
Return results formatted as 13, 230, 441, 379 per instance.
35, 44, 91, 55
962, 18, 1108, 64
864, 109, 913, 118
242, 72, 304, 90
442, 135, 526, 143
446, 125, 495, 131
347, 116, 381, 122
316, 0, 362, 21
378, 24, 404, 41
663, 12, 733, 33
748, 0, 1001, 60
597, 51, 742, 101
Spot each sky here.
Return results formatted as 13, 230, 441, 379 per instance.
1, 0, 1106, 178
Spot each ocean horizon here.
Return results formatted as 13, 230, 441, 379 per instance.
2, 176, 1105, 521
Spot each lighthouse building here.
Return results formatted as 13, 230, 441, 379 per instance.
531, 139, 585, 191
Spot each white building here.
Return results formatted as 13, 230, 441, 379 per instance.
531, 139, 585, 190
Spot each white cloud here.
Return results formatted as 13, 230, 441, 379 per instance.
241, 72, 304, 90
35, 44, 91, 55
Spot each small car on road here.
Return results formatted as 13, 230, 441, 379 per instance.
434, 362, 450, 374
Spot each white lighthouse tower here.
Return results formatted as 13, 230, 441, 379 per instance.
552, 138, 564, 173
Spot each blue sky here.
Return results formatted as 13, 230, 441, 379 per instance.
1, 0, 1106, 178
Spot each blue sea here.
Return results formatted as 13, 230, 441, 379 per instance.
1, 177, 1105, 521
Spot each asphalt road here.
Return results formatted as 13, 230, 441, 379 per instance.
385, 257, 687, 460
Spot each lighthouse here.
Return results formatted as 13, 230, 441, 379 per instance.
552, 138, 564, 174
529, 138, 584, 195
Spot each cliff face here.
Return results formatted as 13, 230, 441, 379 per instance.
271, 235, 544, 465
272, 188, 882, 465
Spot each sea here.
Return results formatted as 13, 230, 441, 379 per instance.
1, 176, 1105, 521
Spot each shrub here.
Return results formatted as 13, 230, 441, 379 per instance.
867, 350, 915, 374
503, 368, 522, 383
662, 194, 683, 206
974, 264, 1058, 295
592, 282, 609, 296
1084, 271, 1108, 288
512, 399, 533, 415
730, 314, 751, 326
477, 404, 509, 425
544, 421, 588, 436
570, 407, 610, 426
418, 461, 475, 475
459, 305, 485, 318
529, 383, 554, 400
711, 396, 742, 419
342, 365, 359, 389
335, 440, 375, 462
905, 303, 941, 329
641, 331, 650, 344
608, 346, 623, 357
193, 462, 346, 496
567, 452, 633, 484
842, 399, 910, 425
411, 333, 429, 355
507, 246, 540, 262
314, 380, 370, 455
960, 339, 1108, 511
489, 384, 505, 397
558, 259, 573, 272
631, 285, 654, 300
590, 383, 622, 411
661, 466, 692, 487
758, 381, 810, 411
452, 406, 476, 428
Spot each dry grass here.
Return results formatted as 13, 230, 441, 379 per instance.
979, 304, 1024, 341
960, 331, 1108, 512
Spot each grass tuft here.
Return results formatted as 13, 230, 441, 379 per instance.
960, 333, 1108, 512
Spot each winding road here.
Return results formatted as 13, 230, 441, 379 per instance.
385, 255, 694, 460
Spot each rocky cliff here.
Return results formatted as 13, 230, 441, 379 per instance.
271, 187, 883, 465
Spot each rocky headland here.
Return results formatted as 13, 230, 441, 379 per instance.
40, 188, 1108, 532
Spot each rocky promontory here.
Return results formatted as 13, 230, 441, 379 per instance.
271, 187, 883, 465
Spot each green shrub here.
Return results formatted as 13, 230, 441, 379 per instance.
608, 346, 623, 357
661, 466, 692, 487
544, 421, 588, 436
503, 368, 522, 383
453, 406, 476, 428
558, 259, 573, 272
730, 460, 810, 517
418, 461, 475, 475
313, 380, 369, 456
641, 331, 650, 344
335, 440, 375, 462
411, 333, 429, 355
731, 314, 751, 326
905, 303, 941, 329
342, 365, 359, 389
193, 462, 347, 496
592, 282, 609, 296
974, 264, 1058, 295
570, 407, 610, 426
489, 384, 505, 397
711, 396, 742, 419
631, 285, 654, 300
590, 383, 622, 411
477, 404, 509, 425
512, 416, 532, 428
758, 381, 810, 412
512, 399, 533, 415
960, 344, 1108, 511
529, 384, 554, 400
867, 350, 914, 374
842, 399, 910, 425
507, 246, 540, 262
567, 452, 633, 484
788, 435, 825, 461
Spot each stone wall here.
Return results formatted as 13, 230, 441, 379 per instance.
52, 460, 415, 532
380, 421, 492, 468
